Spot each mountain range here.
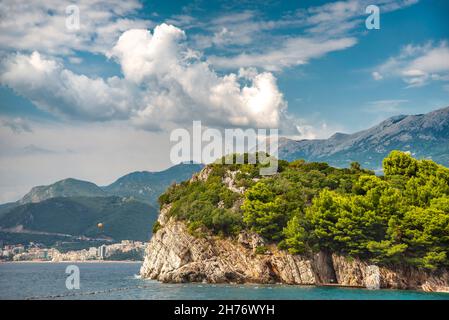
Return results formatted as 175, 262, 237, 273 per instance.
17, 162, 204, 206
0, 196, 157, 241
0, 163, 203, 248
19, 178, 107, 204
102, 163, 204, 205
278, 106, 449, 170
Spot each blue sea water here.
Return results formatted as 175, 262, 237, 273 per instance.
0, 262, 448, 300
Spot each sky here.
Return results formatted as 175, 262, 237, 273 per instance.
0, 0, 449, 202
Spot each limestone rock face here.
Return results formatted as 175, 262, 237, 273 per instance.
364, 265, 380, 290
157, 204, 171, 225
141, 218, 449, 293
331, 254, 449, 292
140, 220, 315, 284
190, 167, 213, 183
222, 170, 245, 194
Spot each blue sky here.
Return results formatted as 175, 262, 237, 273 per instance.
0, 0, 448, 201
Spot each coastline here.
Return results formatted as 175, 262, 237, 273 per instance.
0, 260, 449, 300
0, 260, 143, 264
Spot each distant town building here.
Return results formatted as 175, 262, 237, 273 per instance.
12, 245, 25, 255
3, 240, 145, 262
41, 249, 49, 260
98, 245, 107, 259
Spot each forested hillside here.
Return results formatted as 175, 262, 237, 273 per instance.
158, 152, 449, 270
0, 196, 157, 243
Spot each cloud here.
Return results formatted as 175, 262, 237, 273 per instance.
373, 41, 449, 88
112, 25, 286, 130
1, 117, 33, 133
208, 36, 357, 71
0, 24, 288, 131
372, 71, 383, 80
0, 0, 152, 56
0, 51, 137, 121
0, 1, 422, 138
165, 14, 202, 30
298, 0, 418, 36
292, 121, 344, 140
0, 117, 173, 203
0, 0, 420, 74
198, 1, 418, 71
189, 1, 418, 51
364, 99, 409, 113
68, 57, 83, 64
19, 145, 57, 156
191, 11, 277, 50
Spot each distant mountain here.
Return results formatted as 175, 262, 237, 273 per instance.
279, 106, 449, 170
0, 163, 204, 246
102, 162, 204, 205
0, 202, 18, 221
11, 163, 204, 207
19, 178, 107, 204
0, 196, 158, 244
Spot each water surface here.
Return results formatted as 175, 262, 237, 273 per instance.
1, 262, 448, 300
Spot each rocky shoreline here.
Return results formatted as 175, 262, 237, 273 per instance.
1, 260, 141, 263
140, 206, 449, 293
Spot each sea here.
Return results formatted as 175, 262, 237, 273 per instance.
1, 262, 448, 300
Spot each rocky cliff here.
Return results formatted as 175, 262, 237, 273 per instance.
140, 205, 449, 293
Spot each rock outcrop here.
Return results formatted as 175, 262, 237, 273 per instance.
140, 207, 449, 293
140, 218, 315, 284
331, 254, 449, 292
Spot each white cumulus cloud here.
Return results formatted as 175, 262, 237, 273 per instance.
1, 24, 288, 132
111, 24, 286, 130
0, 51, 136, 121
